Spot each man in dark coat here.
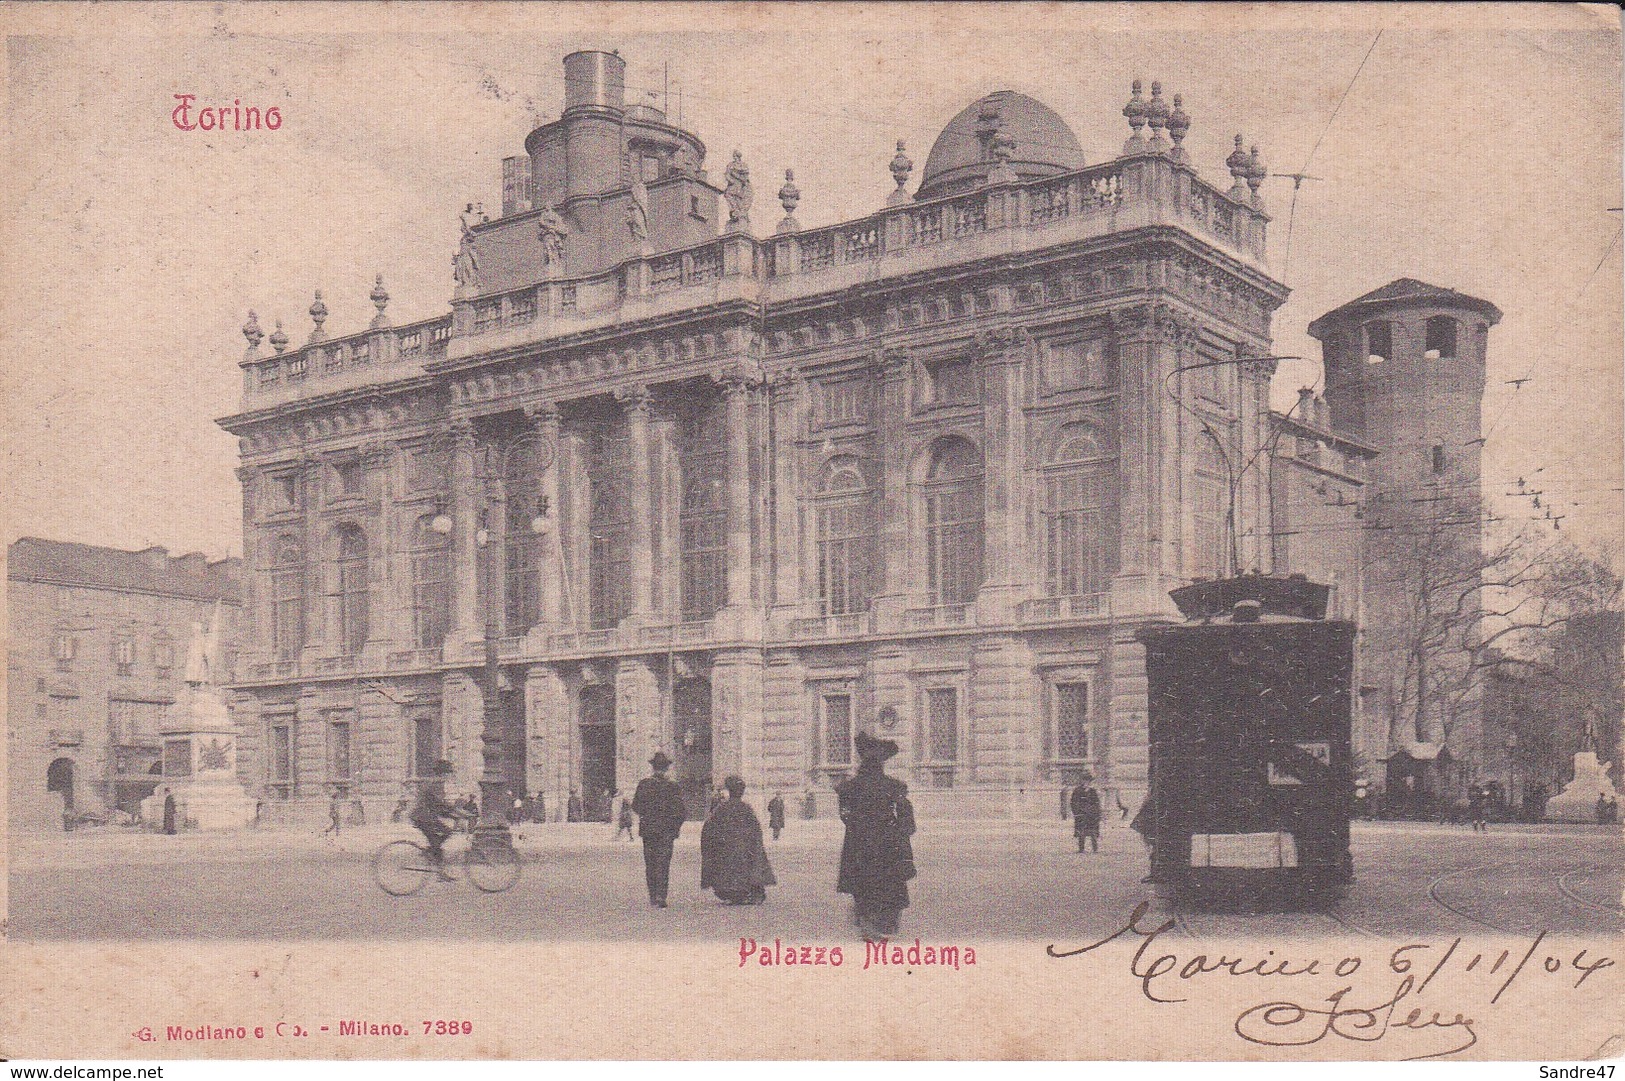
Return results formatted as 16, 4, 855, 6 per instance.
837, 731, 916, 938
766, 792, 786, 841
162, 792, 177, 835
632, 751, 687, 908
1070, 775, 1102, 852
700, 776, 776, 904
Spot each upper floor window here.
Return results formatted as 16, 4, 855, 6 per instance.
588, 428, 631, 629
409, 516, 450, 650
504, 440, 544, 635
1043, 425, 1118, 597
1044, 336, 1114, 392
270, 537, 306, 660
920, 357, 978, 407
817, 377, 870, 427
332, 525, 368, 656
53, 633, 78, 672
113, 634, 136, 676
679, 404, 727, 623
153, 635, 175, 675
330, 458, 362, 500
816, 460, 875, 617
922, 438, 984, 606
266, 472, 301, 515
1425, 316, 1458, 359
1192, 436, 1229, 580
1365, 321, 1393, 364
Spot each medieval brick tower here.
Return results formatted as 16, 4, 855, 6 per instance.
1309, 279, 1502, 800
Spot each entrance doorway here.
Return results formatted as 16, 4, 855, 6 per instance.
673, 678, 712, 821
579, 683, 616, 822
500, 685, 527, 803
46, 756, 75, 812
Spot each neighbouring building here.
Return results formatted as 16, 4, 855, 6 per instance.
6, 538, 242, 831
217, 50, 1491, 822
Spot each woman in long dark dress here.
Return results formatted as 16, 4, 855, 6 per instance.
836, 731, 917, 937
700, 775, 776, 904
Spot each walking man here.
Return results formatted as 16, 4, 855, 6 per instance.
632, 751, 687, 908
767, 791, 786, 841
1070, 774, 1101, 853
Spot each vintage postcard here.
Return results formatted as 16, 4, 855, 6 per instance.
2, 0, 1621, 1063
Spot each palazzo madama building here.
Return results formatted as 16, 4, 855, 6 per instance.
221, 51, 1371, 822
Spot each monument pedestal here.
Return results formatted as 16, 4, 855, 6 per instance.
141, 686, 256, 831
1544, 751, 1620, 823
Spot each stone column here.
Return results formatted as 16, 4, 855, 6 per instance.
1110, 304, 1176, 620
769, 371, 807, 626
359, 442, 396, 664
559, 427, 589, 629
976, 327, 1032, 622
449, 420, 479, 650
527, 664, 572, 817
299, 455, 325, 663
615, 385, 655, 621
652, 410, 680, 620
1238, 357, 1276, 575
871, 349, 913, 630
526, 403, 563, 629
718, 370, 758, 632
615, 657, 661, 792
712, 648, 765, 785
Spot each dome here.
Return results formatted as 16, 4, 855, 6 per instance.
916, 91, 1086, 200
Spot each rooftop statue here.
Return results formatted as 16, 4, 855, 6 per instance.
628, 177, 650, 241
453, 203, 483, 288
724, 150, 753, 229
183, 603, 223, 687
537, 205, 571, 268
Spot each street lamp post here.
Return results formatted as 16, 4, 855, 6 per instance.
472, 507, 513, 853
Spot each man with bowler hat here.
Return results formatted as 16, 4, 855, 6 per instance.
632, 751, 688, 907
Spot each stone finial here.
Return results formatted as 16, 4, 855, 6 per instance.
369, 274, 391, 328
1246, 145, 1267, 207
269, 320, 289, 354
1146, 81, 1171, 151
1227, 134, 1251, 200
987, 130, 1018, 185
1167, 94, 1191, 164
1122, 80, 1148, 156
242, 310, 264, 357
308, 290, 328, 342
888, 140, 913, 205
776, 169, 802, 234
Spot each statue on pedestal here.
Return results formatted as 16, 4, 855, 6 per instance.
724, 150, 753, 231
627, 178, 650, 243
453, 204, 483, 291
537, 205, 571, 271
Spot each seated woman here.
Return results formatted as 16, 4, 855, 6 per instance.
700, 775, 776, 905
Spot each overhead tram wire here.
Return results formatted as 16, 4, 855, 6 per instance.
1272, 29, 1383, 284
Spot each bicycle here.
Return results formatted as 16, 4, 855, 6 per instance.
371, 833, 522, 896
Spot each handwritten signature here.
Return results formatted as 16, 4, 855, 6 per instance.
1048, 901, 1614, 1060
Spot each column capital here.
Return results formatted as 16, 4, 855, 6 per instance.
523, 400, 561, 426
358, 440, 395, 469
873, 347, 913, 380
972, 324, 1032, 363
447, 417, 476, 447
613, 384, 652, 417
713, 366, 763, 398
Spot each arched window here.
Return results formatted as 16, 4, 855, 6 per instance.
816, 459, 876, 616
1043, 425, 1118, 597
332, 525, 368, 656
504, 442, 543, 634
923, 438, 984, 606
269, 536, 305, 660
1425, 316, 1458, 359
588, 427, 631, 629
679, 401, 727, 622
409, 516, 450, 649
1192, 436, 1229, 580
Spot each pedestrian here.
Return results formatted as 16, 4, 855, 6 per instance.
162, 791, 177, 835
616, 793, 636, 841
533, 790, 547, 824
1469, 785, 1488, 833
323, 787, 344, 836
708, 786, 723, 817
836, 731, 917, 939
632, 751, 687, 908
567, 790, 583, 823
767, 791, 786, 841
1598, 794, 1612, 825
1070, 775, 1102, 853
700, 775, 776, 905
801, 789, 816, 820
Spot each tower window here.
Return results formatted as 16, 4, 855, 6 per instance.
1425, 316, 1458, 359
1431, 443, 1446, 475
1365, 321, 1392, 364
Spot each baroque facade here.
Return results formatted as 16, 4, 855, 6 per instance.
6, 539, 242, 830
221, 52, 1328, 822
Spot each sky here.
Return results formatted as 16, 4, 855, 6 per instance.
2, 3, 1620, 564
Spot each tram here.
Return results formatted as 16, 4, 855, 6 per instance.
1135, 575, 1356, 911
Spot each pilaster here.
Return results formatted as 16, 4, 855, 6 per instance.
615, 657, 661, 793
871, 349, 913, 630
975, 327, 1033, 622
448, 420, 480, 648
711, 648, 765, 785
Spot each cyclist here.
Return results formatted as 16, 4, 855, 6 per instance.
411, 759, 459, 881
